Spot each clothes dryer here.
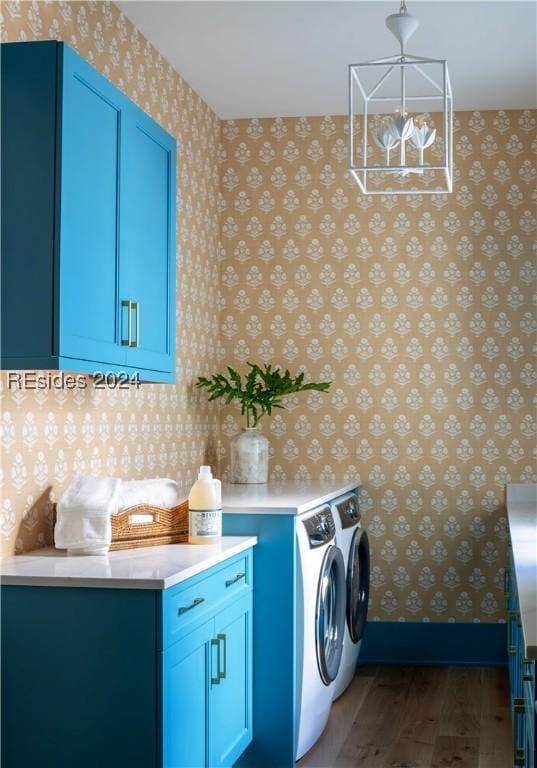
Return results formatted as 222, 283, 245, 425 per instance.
331, 492, 370, 700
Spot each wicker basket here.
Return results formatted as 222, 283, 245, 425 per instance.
52, 500, 190, 552
110, 500, 189, 550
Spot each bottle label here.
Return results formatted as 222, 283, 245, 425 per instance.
189, 508, 222, 537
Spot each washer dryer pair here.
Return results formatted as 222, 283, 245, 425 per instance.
331, 491, 370, 700
295, 495, 370, 760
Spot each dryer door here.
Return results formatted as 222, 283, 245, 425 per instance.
347, 528, 370, 644
316, 545, 346, 685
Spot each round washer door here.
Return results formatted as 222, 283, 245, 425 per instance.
347, 528, 370, 644
315, 545, 346, 686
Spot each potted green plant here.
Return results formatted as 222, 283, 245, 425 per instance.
196, 363, 330, 483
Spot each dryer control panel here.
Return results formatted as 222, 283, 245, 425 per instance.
334, 493, 361, 529
303, 506, 336, 548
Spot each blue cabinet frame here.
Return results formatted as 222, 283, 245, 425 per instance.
1, 549, 253, 768
223, 513, 298, 768
1, 41, 176, 382
1, 586, 159, 768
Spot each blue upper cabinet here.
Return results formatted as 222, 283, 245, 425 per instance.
59, 45, 126, 370
1, 42, 176, 382
120, 104, 176, 374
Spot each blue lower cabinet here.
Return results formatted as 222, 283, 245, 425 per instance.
1, 549, 253, 768
1, 586, 159, 768
507, 545, 536, 768
163, 619, 214, 768
212, 595, 253, 768
163, 592, 253, 768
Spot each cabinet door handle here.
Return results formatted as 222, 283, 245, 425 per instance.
507, 610, 517, 656
503, 567, 510, 596
177, 596, 204, 615
218, 633, 227, 680
121, 300, 132, 346
523, 658, 535, 682
130, 302, 140, 348
513, 697, 526, 766
225, 572, 245, 588
211, 637, 221, 685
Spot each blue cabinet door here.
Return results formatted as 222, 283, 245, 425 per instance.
211, 593, 253, 768
120, 102, 176, 378
163, 618, 213, 768
58, 44, 127, 368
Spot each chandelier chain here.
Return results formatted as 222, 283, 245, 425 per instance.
399, 0, 408, 15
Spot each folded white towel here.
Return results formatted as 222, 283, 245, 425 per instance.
118, 478, 180, 512
54, 476, 180, 556
54, 475, 121, 556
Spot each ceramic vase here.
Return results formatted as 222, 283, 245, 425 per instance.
230, 427, 269, 483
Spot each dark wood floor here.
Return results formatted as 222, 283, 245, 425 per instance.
299, 666, 512, 768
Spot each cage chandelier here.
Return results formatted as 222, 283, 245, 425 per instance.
348, 0, 453, 195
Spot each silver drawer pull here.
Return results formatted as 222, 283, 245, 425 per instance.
211, 638, 221, 685
130, 301, 140, 348
121, 300, 132, 346
225, 572, 245, 588
513, 697, 526, 767
507, 610, 517, 656
178, 596, 204, 615
523, 658, 535, 682
218, 633, 227, 679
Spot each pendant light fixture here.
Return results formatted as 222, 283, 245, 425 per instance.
348, 0, 453, 195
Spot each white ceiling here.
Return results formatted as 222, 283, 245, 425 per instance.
118, 1, 537, 118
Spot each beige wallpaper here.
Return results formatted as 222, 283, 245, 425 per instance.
218, 112, 537, 622
0, 1, 221, 555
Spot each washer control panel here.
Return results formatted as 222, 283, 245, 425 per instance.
303, 506, 336, 548
334, 493, 361, 529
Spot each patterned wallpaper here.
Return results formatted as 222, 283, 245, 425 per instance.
218, 112, 537, 622
0, 1, 221, 555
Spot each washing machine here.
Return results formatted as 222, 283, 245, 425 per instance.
296, 504, 347, 760
331, 491, 370, 700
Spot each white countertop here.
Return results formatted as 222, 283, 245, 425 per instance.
0, 536, 257, 590
222, 480, 359, 515
506, 484, 537, 660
